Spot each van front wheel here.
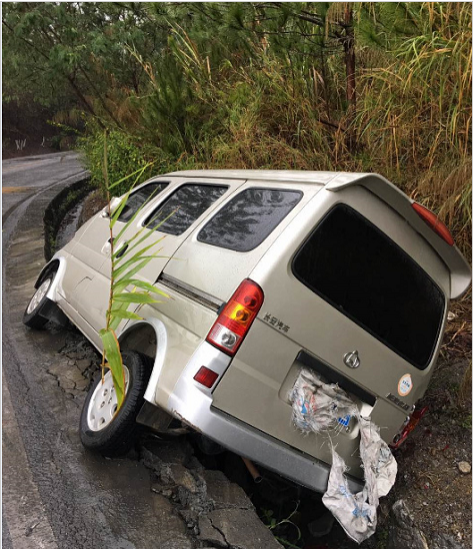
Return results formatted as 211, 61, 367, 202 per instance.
79, 351, 150, 456
23, 268, 57, 329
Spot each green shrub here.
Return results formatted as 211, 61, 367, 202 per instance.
79, 129, 170, 196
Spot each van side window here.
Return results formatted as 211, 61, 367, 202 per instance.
197, 188, 303, 252
118, 181, 169, 223
145, 184, 227, 235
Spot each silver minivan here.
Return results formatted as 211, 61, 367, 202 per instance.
24, 170, 471, 493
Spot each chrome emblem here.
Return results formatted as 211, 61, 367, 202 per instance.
343, 350, 360, 369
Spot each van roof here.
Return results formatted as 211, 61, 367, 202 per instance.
165, 169, 371, 186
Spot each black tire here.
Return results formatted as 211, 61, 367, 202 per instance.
23, 268, 57, 329
79, 351, 150, 456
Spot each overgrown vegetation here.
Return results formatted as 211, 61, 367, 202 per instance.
3, 3, 470, 257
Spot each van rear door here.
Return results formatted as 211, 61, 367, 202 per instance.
212, 182, 451, 477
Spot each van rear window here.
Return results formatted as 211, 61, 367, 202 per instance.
198, 188, 302, 252
118, 181, 169, 223
292, 204, 445, 369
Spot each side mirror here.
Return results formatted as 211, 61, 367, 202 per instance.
101, 196, 122, 218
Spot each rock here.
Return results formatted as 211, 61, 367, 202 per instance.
387, 500, 429, 549
76, 358, 91, 373
63, 367, 87, 384
140, 445, 163, 468
431, 533, 466, 549
151, 480, 174, 498
141, 437, 192, 466
178, 509, 199, 529
65, 351, 81, 360
74, 378, 89, 391
59, 378, 75, 391
139, 438, 281, 547
457, 461, 471, 474
170, 464, 199, 493
68, 389, 85, 398
203, 470, 253, 510
47, 363, 63, 377
198, 515, 228, 547
203, 509, 283, 549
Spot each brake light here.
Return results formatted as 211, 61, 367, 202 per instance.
390, 406, 428, 450
194, 366, 219, 388
206, 279, 264, 356
412, 202, 454, 246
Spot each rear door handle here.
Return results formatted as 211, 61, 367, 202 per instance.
115, 242, 129, 259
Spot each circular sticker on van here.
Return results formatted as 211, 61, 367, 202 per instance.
398, 374, 413, 397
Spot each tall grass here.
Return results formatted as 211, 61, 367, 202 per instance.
81, 2, 471, 255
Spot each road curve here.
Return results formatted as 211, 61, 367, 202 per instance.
2, 154, 193, 549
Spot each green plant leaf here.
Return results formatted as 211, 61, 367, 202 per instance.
108, 300, 129, 331
113, 278, 169, 298
113, 258, 156, 287
113, 292, 158, 304
113, 254, 154, 280
113, 206, 177, 260
110, 307, 143, 320
108, 163, 153, 191
99, 328, 125, 409
113, 235, 163, 261
108, 309, 143, 331
110, 188, 134, 228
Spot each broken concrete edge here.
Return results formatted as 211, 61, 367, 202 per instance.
44, 172, 93, 261
140, 440, 284, 549
48, 333, 284, 548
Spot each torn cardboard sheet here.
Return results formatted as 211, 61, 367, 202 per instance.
289, 368, 397, 544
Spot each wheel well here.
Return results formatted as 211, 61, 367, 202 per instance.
36, 259, 60, 288
119, 324, 157, 368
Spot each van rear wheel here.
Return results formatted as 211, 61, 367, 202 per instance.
79, 351, 150, 456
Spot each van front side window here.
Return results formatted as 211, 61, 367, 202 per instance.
145, 184, 228, 235
118, 181, 169, 223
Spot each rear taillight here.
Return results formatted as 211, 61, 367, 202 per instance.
412, 202, 454, 246
206, 279, 264, 356
390, 406, 428, 450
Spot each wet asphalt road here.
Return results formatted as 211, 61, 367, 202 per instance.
2, 154, 193, 549
2, 152, 86, 221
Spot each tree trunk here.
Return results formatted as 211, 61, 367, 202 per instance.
343, 5, 356, 151
67, 76, 106, 130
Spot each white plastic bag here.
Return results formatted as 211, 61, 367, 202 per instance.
322, 418, 397, 543
289, 368, 357, 433
290, 368, 397, 544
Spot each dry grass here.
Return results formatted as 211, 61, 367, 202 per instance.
458, 361, 472, 408
79, 2, 471, 260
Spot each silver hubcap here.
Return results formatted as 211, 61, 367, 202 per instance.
27, 278, 51, 314
87, 367, 130, 432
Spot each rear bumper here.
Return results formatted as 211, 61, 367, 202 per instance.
167, 342, 363, 494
